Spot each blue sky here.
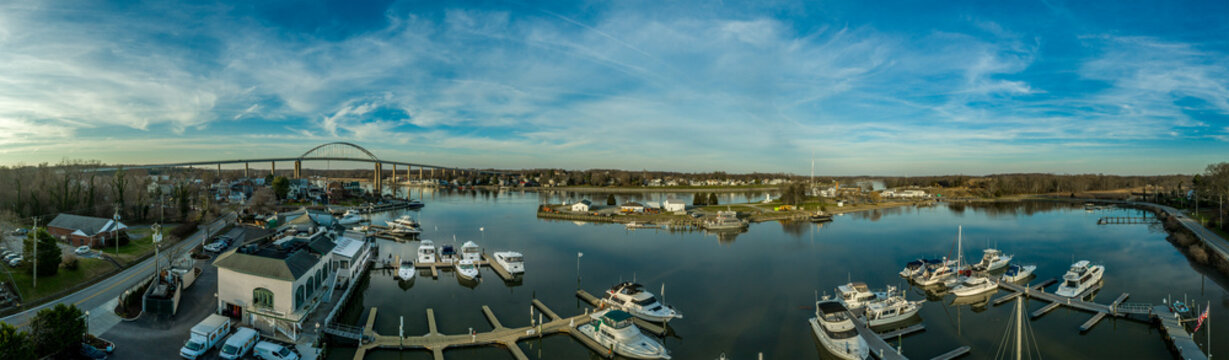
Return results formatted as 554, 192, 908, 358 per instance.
1, 0, 1227, 175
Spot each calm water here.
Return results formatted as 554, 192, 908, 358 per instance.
327, 188, 1229, 359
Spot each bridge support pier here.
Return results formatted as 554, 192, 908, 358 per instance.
294, 160, 301, 179
419, 167, 423, 180
374, 163, 383, 195
244, 162, 250, 178
405, 165, 410, 183
216, 164, 221, 178
391, 164, 396, 183
270, 162, 276, 177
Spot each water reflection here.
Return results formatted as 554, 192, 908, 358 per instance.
327, 193, 1228, 360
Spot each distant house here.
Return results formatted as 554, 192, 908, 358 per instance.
620, 202, 645, 213
663, 199, 687, 212
571, 200, 592, 212
46, 214, 127, 248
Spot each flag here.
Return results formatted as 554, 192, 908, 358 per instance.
578, 252, 584, 258
1193, 302, 1210, 333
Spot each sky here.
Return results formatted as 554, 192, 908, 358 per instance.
1, 0, 1227, 175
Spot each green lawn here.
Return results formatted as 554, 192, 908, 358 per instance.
3, 258, 115, 304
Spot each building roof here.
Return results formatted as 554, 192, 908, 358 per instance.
575, 199, 592, 206
47, 214, 126, 236
332, 236, 366, 258
214, 231, 333, 281
621, 202, 644, 207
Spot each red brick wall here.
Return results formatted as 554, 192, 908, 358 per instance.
46, 226, 106, 248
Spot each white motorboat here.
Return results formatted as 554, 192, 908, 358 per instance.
913, 259, 957, 286
455, 259, 479, 280
602, 282, 682, 322
417, 240, 436, 263
397, 259, 415, 280
576, 309, 671, 359
836, 282, 885, 311
493, 251, 524, 274
386, 214, 422, 235
704, 211, 747, 230
1000, 264, 1036, 282
460, 241, 481, 262
439, 245, 458, 264
971, 249, 1013, 272
863, 288, 923, 327
808, 300, 870, 360
336, 210, 365, 226
950, 276, 998, 297
1055, 260, 1104, 297
899, 258, 944, 278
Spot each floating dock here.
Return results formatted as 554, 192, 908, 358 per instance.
347, 298, 660, 360
411, 253, 518, 281
574, 289, 668, 336
1152, 305, 1209, 360
843, 310, 968, 360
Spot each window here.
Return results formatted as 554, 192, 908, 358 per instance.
295, 285, 305, 307
253, 288, 274, 309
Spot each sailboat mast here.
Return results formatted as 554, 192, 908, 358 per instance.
1016, 297, 1023, 360
958, 226, 964, 269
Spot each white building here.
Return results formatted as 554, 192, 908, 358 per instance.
571, 199, 592, 212
663, 199, 686, 212
620, 202, 645, 213
882, 189, 927, 199
331, 231, 371, 286
214, 231, 337, 341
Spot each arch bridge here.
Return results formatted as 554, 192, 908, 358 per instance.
106, 142, 510, 192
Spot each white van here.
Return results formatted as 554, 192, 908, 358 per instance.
180, 314, 231, 359
218, 327, 259, 359
253, 341, 300, 360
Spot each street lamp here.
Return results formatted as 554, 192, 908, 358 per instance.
151, 223, 163, 273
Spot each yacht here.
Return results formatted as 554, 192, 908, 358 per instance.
949, 276, 998, 297
386, 215, 422, 235
336, 210, 364, 226
809, 211, 833, 223
1055, 260, 1104, 298
493, 251, 524, 274
808, 300, 870, 360
406, 200, 425, 209
602, 282, 683, 322
460, 241, 481, 262
835, 282, 884, 311
1000, 264, 1036, 283
397, 259, 415, 280
417, 240, 436, 263
455, 259, 479, 280
439, 245, 458, 264
912, 258, 957, 286
970, 249, 1013, 272
863, 290, 924, 327
576, 309, 671, 360
899, 258, 944, 278
704, 211, 747, 230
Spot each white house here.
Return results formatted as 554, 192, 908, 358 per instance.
663, 199, 686, 212
571, 199, 592, 212
214, 231, 336, 341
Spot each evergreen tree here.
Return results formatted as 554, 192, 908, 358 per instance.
708, 192, 719, 205
272, 176, 290, 200
606, 194, 616, 206
31, 304, 86, 358
693, 193, 706, 206
25, 228, 60, 277
0, 323, 33, 360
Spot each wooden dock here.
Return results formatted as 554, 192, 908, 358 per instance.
991, 278, 1057, 305
1152, 305, 1209, 360
844, 311, 968, 360
1098, 216, 1158, 225
350, 301, 608, 360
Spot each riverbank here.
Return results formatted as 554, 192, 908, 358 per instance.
538, 185, 782, 193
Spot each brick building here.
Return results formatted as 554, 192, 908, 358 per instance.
46, 214, 128, 248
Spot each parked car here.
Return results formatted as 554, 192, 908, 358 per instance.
203, 241, 228, 253
9, 228, 26, 236
79, 344, 108, 360
75, 246, 92, 255
253, 341, 300, 360
3, 253, 18, 262
8, 258, 22, 267
219, 327, 259, 359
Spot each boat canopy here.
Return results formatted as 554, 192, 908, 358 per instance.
600, 310, 635, 329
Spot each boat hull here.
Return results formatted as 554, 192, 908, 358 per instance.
808, 317, 868, 360
866, 304, 921, 327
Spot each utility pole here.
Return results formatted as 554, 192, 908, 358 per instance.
114, 206, 121, 255
32, 216, 39, 288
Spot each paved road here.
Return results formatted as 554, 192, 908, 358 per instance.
100, 256, 224, 359
0, 213, 235, 329
1148, 203, 1229, 258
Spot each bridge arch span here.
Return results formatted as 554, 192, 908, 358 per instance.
300, 142, 380, 161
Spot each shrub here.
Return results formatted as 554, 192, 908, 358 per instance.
62, 255, 79, 271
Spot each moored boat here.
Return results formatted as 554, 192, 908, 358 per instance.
808, 300, 869, 360
950, 276, 998, 297
899, 258, 944, 278
336, 210, 364, 226
460, 241, 481, 262
397, 259, 415, 280
576, 309, 671, 359
417, 240, 436, 263
602, 282, 682, 322
863, 290, 924, 327
1055, 260, 1104, 298
970, 248, 1012, 272
1000, 264, 1036, 282
439, 245, 458, 264
704, 211, 748, 230
455, 259, 479, 280
493, 251, 524, 274
836, 282, 884, 311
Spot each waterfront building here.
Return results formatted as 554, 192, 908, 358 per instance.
46, 214, 128, 248
571, 199, 592, 212
663, 199, 687, 213
331, 231, 371, 287
620, 202, 646, 213
214, 230, 337, 341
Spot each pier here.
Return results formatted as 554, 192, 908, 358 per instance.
1098, 216, 1158, 225
844, 310, 969, 360
1152, 305, 1209, 360
347, 295, 668, 360
409, 253, 517, 281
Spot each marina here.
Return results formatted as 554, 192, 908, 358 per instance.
321, 192, 1227, 359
